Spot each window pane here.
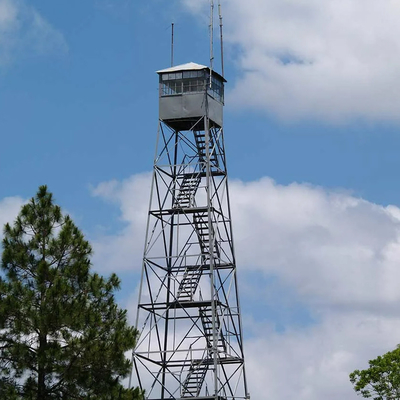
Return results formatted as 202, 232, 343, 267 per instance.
175, 81, 183, 93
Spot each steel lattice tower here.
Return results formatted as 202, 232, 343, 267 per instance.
131, 62, 249, 400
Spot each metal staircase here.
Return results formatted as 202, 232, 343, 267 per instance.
200, 306, 226, 354
174, 174, 201, 208
193, 212, 220, 263
174, 128, 221, 303
177, 268, 202, 302
181, 361, 209, 397
194, 131, 219, 168
180, 305, 227, 397
175, 210, 220, 303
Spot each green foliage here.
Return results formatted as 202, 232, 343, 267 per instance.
349, 345, 400, 399
0, 186, 143, 400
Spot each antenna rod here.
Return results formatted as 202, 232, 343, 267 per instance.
218, 1, 224, 77
210, 0, 214, 87
171, 23, 174, 67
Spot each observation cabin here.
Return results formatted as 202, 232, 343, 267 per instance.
157, 62, 226, 131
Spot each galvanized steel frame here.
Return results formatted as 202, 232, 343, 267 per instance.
132, 111, 249, 400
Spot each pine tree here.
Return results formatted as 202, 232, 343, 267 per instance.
0, 186, 143, 400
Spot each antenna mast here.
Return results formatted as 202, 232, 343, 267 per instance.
171, 23, 174, 67
209, 0, 214, 87
218, 0, 224, 77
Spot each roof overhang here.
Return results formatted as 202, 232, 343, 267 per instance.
157, 62, 226, 82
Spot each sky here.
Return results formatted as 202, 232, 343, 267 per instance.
1, 0, 400, 398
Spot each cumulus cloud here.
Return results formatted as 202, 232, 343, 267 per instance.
93, 172, 400, 399
245, 311, 400, 400
180, 0, 400, 122
0, 195, 25, 239
0, 0, 67, 67
90, 172, 151, 272
232, 178, 400, 312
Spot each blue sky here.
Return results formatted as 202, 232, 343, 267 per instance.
2, 0, 400, 399
4, 0, 400, 211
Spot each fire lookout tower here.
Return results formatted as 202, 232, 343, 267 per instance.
131, 61, 249, 400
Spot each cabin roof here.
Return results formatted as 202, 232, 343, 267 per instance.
157, 62, 226, 82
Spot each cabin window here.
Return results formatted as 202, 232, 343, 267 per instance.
160, 71, 207, 96
159, 70, 224, 102
208, 75, 224, 103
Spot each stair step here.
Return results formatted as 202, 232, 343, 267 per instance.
177, 268, 203, 301
174, 175, 201, 208
194, 131, 219, 168
181, 361, 209, 397
199, 307, 227, 354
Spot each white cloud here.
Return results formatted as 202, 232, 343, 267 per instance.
231, 178, 400, 312
180, 0, 400, 122
0, 195, 25, 240
90, 173, 151, 272
245, 311, 400, 400
0, 0, 67, 67
93, 172, 400, 399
